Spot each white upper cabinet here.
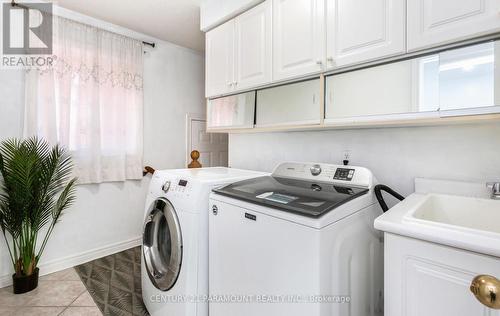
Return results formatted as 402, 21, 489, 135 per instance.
273, 0, 326, 81
235, 0, 273, 90
408, 0, 500, 51
326, 0, 406, 68
205, 0, 500, 100
206, 1, 272, 97
206, 20, 235, 97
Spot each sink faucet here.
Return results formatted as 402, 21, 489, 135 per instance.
487, 182, 500, 200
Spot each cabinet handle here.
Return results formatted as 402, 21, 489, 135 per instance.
327, 57, 335, 65
233, 81, 238, 86
316, 60, 323, 66
470, 275, 500, 309
227, 82, 233, 87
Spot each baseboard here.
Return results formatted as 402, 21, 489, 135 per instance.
0, 236, 142, 288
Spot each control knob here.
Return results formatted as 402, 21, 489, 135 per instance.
161, 180, 171, 193
310, 164, 322, 176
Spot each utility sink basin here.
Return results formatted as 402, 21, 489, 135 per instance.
375, 179, 500, 259
404, 194, 500, 236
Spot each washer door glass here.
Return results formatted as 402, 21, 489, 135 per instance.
143, 198, 182, 291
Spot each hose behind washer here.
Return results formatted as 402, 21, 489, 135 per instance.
374, 184, 405, 213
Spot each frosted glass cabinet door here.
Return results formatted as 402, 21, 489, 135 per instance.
408, 0, 500, 51
324, 57, 440, 122
326, 0, 406, 68
207, 92, 256, 130
256, 79, 321, 127
325, 40, 500, 123
438, 41, 500, 116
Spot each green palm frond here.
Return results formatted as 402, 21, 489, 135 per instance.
0, 137, 77, 276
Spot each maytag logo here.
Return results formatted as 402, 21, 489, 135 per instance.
2, 2, 53, 68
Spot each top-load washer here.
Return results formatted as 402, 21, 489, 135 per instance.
141, 167, 266, 316
209, 162, 384, 316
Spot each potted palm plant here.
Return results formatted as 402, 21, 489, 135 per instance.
0, 137, 77, 294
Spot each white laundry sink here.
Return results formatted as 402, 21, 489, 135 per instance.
374, 180, 500, 316
403, 194, 500, 236
374, 178, 500, 257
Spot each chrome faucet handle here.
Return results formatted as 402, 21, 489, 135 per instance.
486, 182, 500, 199
486, 182, 500, 189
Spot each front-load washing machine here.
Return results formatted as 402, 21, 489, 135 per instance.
142, 167, 266, 316
209, 162, 384, 316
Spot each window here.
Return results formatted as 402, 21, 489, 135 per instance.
24, 16, 144, 184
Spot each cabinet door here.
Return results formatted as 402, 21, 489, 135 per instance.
256, 78, 321, 127
385, 234, 500, 316
326, 0, 405, 68
273, 0, 326, 81
207, 92, 255, 130
408, 0, 500, 52
235, 0, 272, 91
206, 20, 235, 97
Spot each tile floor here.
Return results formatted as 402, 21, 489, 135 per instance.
0, 268, 102, 316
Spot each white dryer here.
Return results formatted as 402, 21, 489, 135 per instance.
209, 162, 384, 316
141, 167, 266, 316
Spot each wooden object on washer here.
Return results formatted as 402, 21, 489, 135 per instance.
188, 150, 202, 168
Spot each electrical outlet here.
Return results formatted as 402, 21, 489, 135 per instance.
343, 150, 351, 161
342, 150, 351, 166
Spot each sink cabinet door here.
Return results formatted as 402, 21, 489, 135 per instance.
385, 233, 500, 316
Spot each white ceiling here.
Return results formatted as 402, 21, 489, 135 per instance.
56, 0, 205, 52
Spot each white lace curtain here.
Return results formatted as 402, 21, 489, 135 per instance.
24, 16, 144, 184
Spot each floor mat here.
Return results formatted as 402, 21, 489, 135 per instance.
74, 246, 149, 316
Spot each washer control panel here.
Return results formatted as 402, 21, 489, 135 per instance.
171, 179, 190, 193
272, 162, 372, 188
151, 173, 194, 199
333, 168, 355, 181
159, 178, 193, 198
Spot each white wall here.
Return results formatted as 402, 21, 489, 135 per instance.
0, 11, 205, 285
228, 123, 500, 197
143, 42, 206, 169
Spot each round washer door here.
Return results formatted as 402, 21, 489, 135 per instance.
143, 198, 183, 291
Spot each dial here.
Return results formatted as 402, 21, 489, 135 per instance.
310, 164, 322, 176
161, 180, 171, 193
